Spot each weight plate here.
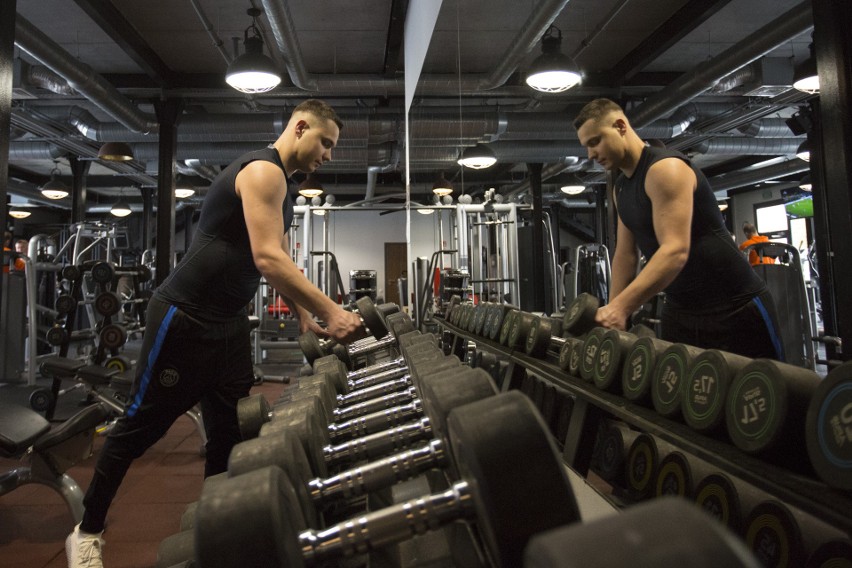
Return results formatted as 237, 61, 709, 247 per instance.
55, 294, 77, 315
563, 293, 599, 337
91, 261, 115, 284
694, 473, 741, 532
447, 392, 580, 566
237, 393, 271, 440
298, 331, 327, 365
651, 344, 703, 419
104, 355, 132, 374
682, 349, 749, 434
621, 337, 672, 405
356, 296, 388, 340
653, 451, 692, 498
806, 360, 852, 490
94, 291, 121, 317
100, 323, 127, 349
46, 325, 69, 346
743, 501, 805, 568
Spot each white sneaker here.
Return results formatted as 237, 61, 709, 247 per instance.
65, 524, 105, 568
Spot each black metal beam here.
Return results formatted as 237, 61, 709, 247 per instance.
0, 0, 15, 318
73, 0, 177, 87
605, 0, 735, 86
811, 0, 852, 361
383, 0, 409, 77
528, 163, 546, 312
69, 156, 91, 225
154, 98, 184, 285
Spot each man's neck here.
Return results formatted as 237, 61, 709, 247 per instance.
619, 137, 647, 178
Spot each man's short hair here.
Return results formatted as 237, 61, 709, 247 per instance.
573, 98, 624, 130
293, 99, 343, 131
742, 222, 757, 237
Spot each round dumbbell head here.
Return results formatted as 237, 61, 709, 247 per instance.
356, 296, 389, 339
622, 337, 672, 404
90, 261, 116, 284
682, 349, 750, 434
94, 291, 122, 317
694, 473, 741, 531
446, 391, 580, 566
419, 367, 497, 444
237, 393, 271, 440
806, 361, 852, 490
311, 357, 350, 394
525, 316, 552, 357
104, 355, 132, 374
579, 328, 606, 382
557, 337, 580, 371
742, 500, 805, 568
651, 343, 704, 418
498, 309, 518, 346
61, 264, 81, 281
263, 407, 329, 478
563, 293, 600, 337
654, 451, 692, 498
45, 324, 69, 346
55, 294, 77, 315
227, 429, 319, 528
298, 331, 328, 365
195, 466, 307, 568
593, 330, 638, 392
100, 323, 127, 349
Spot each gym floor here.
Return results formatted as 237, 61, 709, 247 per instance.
0, 362, 294, 568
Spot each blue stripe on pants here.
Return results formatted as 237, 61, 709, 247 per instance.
126, 305, 178, 417
753, 297, 785, 362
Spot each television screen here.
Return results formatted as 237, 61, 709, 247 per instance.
785, 195, 814, 218
756, 203, 789, 234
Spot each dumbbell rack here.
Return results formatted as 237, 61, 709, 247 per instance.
438, 317, 852, 539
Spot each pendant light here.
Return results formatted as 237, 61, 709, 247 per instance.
793, 41, 819, 94
298, 173, 324, 198
526, 26, 582, 93
98, 141, 134, 162
432, 172, 454, 196
457, 144, 497, 169
41, 161, 69, 200
226, 8, 282, 94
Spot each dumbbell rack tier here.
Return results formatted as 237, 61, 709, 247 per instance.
439, 317, 852, 538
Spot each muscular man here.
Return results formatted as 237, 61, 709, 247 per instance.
66, 99, 366, 568
573, 98, 783, 360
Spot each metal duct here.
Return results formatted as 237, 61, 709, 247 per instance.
691, 137, 802, 155
260, 0, 570, 94
709, 159, 809, 193
738, 118, 801, 138
25, 64, 76, 95
629, 2, 813, 128
14, 15, 158, 134
8, 141, 66, 160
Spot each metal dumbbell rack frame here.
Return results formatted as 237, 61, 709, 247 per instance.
439, 310, 852, 540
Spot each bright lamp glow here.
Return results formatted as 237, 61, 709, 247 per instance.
560, 184, 585, 195
175, 188, 196, 198
41, 163, 69, 200
8, 209, 32, 219
110, 201, 132, 217
225, 12, 281, 94
525, 26, 582, 93
796, 140, 810, 162
457, 144, 497, 169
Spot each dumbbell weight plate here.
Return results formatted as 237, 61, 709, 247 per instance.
557, 338, 580, 371
525, 316, 553, 358
578, 328, 607, 382
94, 291, 121, 317
593, 330, 639, 393
55, 294, 77, 315
104, 355, 132, 374
238, 393, 272, 440
298, 331, 327, 365
45, 325, 69, 346
100, 323, 127, 349
355, 296, 388, 340
621, 337, 672, 405
806, 361, 852, 490
563, 293, 599, 337
651, 343, 704, 419
91, 261, 116, 284
61, 265, 81, 281
228, 429, 320, 528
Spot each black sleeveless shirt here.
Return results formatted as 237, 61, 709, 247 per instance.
615, 146, 763, 309
156, 146, 294, 320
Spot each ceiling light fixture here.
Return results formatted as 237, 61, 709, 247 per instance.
8, 209, 32, 219
799, 174, 812, 192
796, 139, 811, 162
174, 175, 196, 199
559, 175, 586, 195
525, 26, 582, 93
457, 143, 497, 169
98, 141, 134, 162
432, 172, 454, 196
41, 161, 69, 200
225, 8, 282, 94
793, 41, 819, 94
718, 202, 729, 211
298, 173, 324, 198
110, 189, 132, 217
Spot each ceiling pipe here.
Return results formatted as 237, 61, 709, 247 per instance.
8, 141, 66, 160
738, 118, 803, 138
690, 137, 802, 155
260, 0, 571, 94
628, 2, 813, 128
709, 159, 809, 193
14, 14, 158, 134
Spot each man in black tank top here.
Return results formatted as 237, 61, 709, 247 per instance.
573, 98, 783, 361
66, 100, 367, 568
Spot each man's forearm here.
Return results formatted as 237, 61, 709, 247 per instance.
610, 245, 686, 315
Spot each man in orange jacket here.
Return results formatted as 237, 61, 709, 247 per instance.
739, 222, 775, 266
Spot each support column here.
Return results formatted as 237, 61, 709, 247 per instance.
69, 156, 91, 224
154, 99, 184, 285
528, 162, 546, 312
811, 0, 852, 361
0, 0, 16, 321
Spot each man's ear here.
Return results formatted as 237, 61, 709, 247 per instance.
614, 118, 628, 135
295, 119, 309, 138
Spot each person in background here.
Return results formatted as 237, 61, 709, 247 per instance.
2, 231, 12, 273
573, 98, 784, 361
739, 222, 775, 266
13, 238, 29, 271
66, 99, 367, 568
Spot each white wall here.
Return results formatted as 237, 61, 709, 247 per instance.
295, 208, 454, 302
